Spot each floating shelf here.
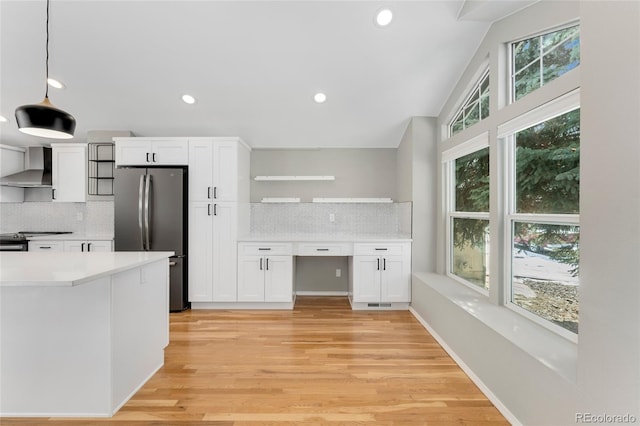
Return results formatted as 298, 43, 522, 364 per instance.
312, 198, 394, 203
260, 197, 301, 203
254, 175, 335, 181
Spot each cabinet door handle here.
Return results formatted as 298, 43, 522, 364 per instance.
146, 152, 150, 162
207, 187, 212, 199
152, 153, 157, 162
213, 204, 217, 216
377, 258, 380, 270
213, 186, 217, 199
52, 188, 56, 200
260, 258, 263, 270
207, 204, 212, 216
87, 242, 92, 252
383, 258, 386, 271
266, 258, 269, 271
81, 242, 85, 252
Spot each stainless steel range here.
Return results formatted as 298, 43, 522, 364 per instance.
0, 231, 72, 251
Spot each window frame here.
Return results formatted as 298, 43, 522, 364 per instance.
443, 132, 491, 294
449, 68, 490, 137
499, 89, 580, 342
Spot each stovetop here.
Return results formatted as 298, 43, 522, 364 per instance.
0, 231, 72, 242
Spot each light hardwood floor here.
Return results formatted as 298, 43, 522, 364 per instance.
2, 297, 508, 425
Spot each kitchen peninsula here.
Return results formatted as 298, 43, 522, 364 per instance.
0, 251, 172, 417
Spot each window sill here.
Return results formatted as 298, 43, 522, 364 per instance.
412, 272, 577, 384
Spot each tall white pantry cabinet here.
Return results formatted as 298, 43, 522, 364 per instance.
188, 138, 251, 306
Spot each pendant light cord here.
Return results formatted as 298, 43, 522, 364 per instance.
45, 0, 50, 99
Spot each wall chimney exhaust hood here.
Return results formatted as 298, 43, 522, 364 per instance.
0, 146, 52, 187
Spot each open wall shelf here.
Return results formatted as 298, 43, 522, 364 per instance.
254, 175, 335, 181
88, 143, 115, 196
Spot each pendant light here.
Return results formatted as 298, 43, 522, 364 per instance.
15, 0, 76, 139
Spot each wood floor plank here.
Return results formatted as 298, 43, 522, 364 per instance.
0, 297, 509, 425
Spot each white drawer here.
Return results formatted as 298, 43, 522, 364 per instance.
239, 242, 293, 256
295, 242, 353, 256
28, 241, 64, 252
353, 243, 409, 256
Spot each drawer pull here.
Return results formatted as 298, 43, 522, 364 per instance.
316, 248, 330, 251
41, 246, 52, 249
375, 248, 388, 251
258, 248, 271, 251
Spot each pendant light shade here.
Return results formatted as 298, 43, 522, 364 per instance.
16, 98, 76, 139
15, 0, 76, 140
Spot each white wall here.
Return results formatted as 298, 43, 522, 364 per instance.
411, 1, 640, 424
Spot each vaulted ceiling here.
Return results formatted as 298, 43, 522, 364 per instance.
0, 1, 535, 148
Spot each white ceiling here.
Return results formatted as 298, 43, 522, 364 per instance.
0, 1, 533, 149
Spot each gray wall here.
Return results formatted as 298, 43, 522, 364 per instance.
295, 257, 348, 293
396, 117, 438, 272
250, 148, 396, 202
577, 0, 640, 416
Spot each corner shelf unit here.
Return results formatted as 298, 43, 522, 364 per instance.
88, 143, 115, 196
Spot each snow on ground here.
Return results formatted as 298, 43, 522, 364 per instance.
512, 249, 579, 286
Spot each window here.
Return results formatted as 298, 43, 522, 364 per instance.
444, 135, 490, 291
505, 106, 580, 337
450, 70, 490, 136
512, 25, 580, 101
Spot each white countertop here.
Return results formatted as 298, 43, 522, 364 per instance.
26, 233, 114, 241
238, 233, 412, 242
0, 251, 173, 287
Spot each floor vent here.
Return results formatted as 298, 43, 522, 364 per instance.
367, 303, 392, 308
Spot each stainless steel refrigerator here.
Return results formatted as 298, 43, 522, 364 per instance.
114, 167, 188, 311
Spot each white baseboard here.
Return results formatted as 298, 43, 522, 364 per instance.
295, 291, 348, 296
408, 307, 521, 426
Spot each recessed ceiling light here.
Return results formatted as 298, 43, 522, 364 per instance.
313, 93, 327, 103
182, 94, 196, 104
375, 8, 393, 27
0, 115, 7, 123
47, 78, 65, 89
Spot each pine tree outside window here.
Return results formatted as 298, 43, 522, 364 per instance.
450, 70, 490, 137
512, 25, 580, 101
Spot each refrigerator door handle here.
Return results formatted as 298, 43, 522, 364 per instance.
144, 174, 152, 251
138, 174, 145, 250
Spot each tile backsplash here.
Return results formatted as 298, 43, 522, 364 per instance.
0, 201, 114, 235
250, 202, 412, 236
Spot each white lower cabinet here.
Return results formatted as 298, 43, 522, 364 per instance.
237, 243, 294, 303
28, 241, 64, 252
63, 240, 113, 252
29, 240, 113, 252
189, 202, 238, 302
351, 243, 411, 305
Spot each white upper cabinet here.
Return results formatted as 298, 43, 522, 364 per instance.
188, 138, 250, 202
51, 144, 87, 202
114, 138, 188, 166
